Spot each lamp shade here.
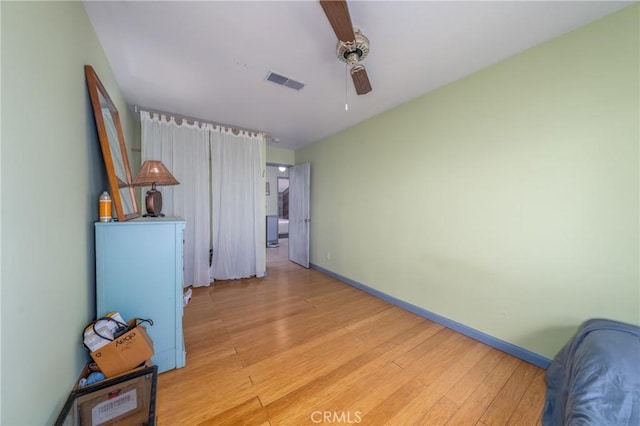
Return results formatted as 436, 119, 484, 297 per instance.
132, 160, 179, 187
132, 160, 179, 217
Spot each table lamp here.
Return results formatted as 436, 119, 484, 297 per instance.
132, 160, 179, 217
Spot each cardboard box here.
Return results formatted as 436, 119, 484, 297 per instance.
89, 321, 154, 378
76, 372, 150, 425
74, 360, 151, 392
55, 362, 157, 426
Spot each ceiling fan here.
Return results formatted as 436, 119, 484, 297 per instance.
319, 0, 372, 95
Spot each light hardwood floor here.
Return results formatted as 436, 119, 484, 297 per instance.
157, 245, 546, 425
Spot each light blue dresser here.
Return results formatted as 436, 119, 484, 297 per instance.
95, 217, 186, 374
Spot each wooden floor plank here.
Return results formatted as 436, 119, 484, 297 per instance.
446, 349, 507, 405
363, 377, 427, 424
262, 350, 383, 423
393, 327, 459, 369
250, 335, 372, 405
384, 382, 448, 424
419, 396, 460, 425
383, 340, 493, 425
506, 369, 547, 426
195, 397, 269, 426
415, 337, 488, 387
445, 355, 521, 425
270, 361, 412, 425
421, 343, 495, 398
480, 361, 540, 425
155, 253, 547, 425
157, 372, 256, 424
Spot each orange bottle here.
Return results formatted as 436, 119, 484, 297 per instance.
99, 191, 112, 222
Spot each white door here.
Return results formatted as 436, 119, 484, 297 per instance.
289, 163, 310, 268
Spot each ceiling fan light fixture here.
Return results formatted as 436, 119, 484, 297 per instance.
320, 2, 373, 96
345, 52, 360, 65
336, 28, 369, 65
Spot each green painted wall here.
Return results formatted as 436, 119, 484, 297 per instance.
1, 2, 135, 423
266, 145, 295, 165
297, 5, 639, 359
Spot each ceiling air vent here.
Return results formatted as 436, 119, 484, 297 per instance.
266, 71, 305, 91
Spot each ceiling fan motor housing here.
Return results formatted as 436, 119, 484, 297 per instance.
337, 28, 369, 65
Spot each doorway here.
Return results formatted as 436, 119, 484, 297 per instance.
266, 165, 289, 263
265, 163, 310, 267
278, 176, 289, 229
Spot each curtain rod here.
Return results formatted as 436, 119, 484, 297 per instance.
133, 105, 267, 138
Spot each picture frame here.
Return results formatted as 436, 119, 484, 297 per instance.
85, 65, 140, 222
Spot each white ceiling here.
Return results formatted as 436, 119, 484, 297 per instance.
84, 1, 631, 150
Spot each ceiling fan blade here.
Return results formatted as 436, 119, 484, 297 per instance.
319, 0, 356, 42
351, 65, 372, 95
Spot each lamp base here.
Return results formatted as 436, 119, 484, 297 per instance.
145, 189, 163, 217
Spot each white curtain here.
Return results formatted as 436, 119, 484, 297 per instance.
211, 129, 266, 280
140, 112, 212, 287
140, 111, 266, 285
